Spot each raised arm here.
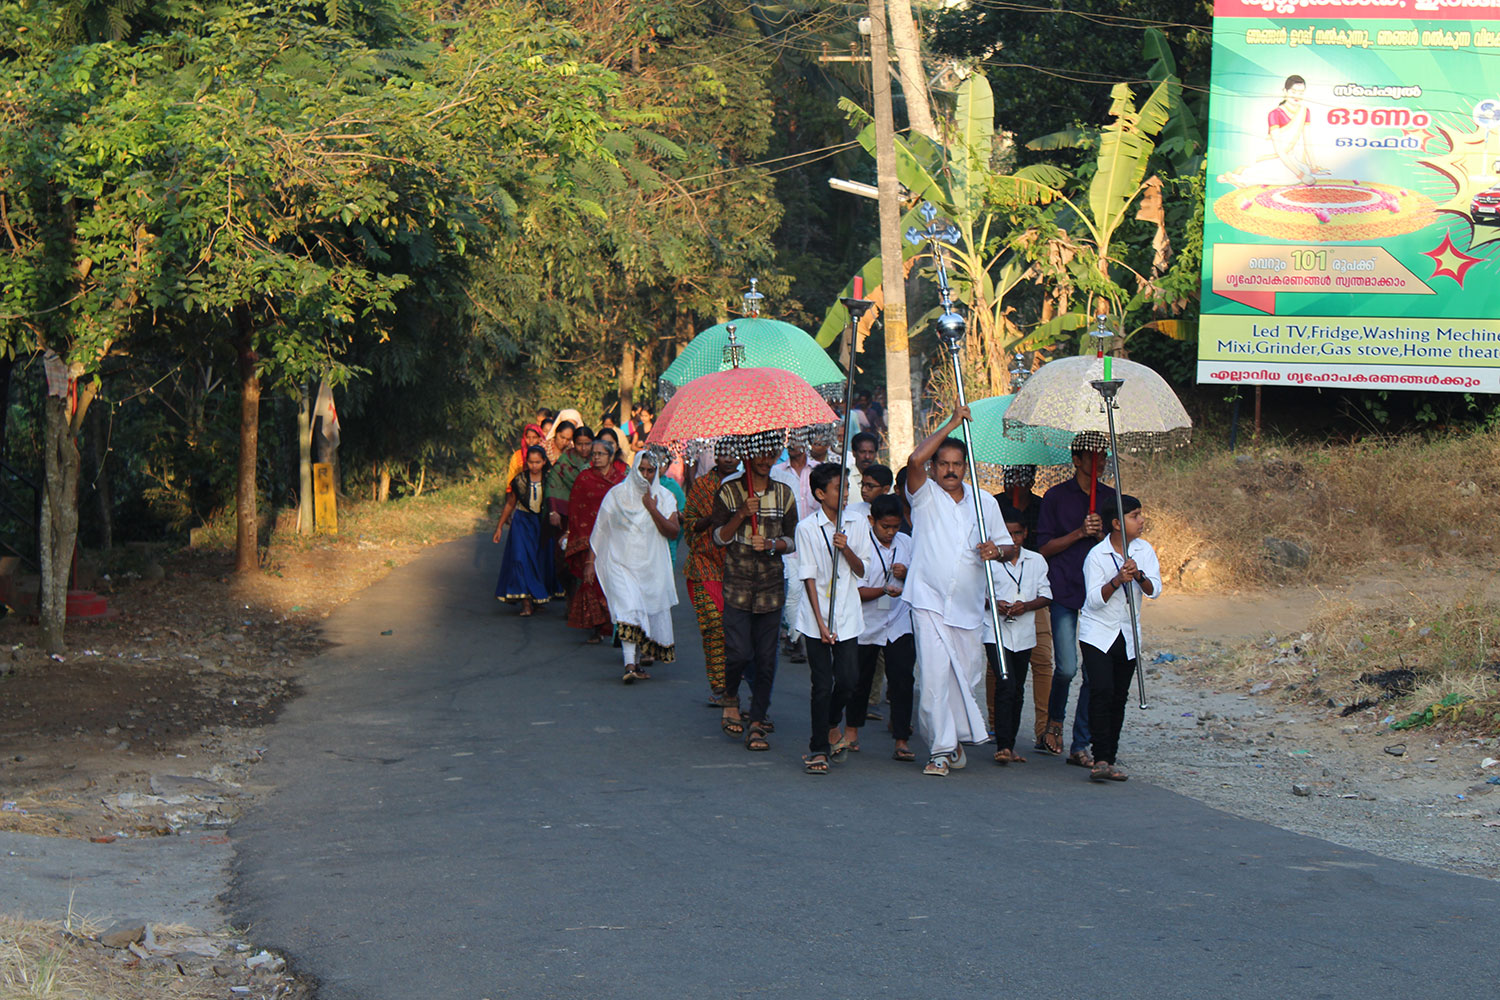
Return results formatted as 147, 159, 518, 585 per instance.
905, 404, 970, 493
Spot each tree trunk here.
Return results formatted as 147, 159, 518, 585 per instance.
38, 393, 81, 654
376, 464, 390, 502
870, 0, 916, 465
887, 0, 936, 139
84, 403, 112, 550
297, 382, 313, 535
234, 313, 260, 574
618, 342, 636, 428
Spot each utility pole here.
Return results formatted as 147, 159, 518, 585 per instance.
869, 0, 915, 464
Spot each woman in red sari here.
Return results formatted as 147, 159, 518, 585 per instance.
566, 437, 625, 642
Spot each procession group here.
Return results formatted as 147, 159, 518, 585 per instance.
492, 402, 1161, 780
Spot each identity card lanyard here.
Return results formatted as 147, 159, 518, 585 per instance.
870, 530, 892, 611
999, 556, 1021, 623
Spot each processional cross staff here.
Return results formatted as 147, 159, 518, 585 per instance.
823, 278, 873, 631
1087, 314, 1150, 710
905, 202, 1008, 681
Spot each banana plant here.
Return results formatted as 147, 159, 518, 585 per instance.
1025, 29, 1201, 349
817, 73, 1067, 394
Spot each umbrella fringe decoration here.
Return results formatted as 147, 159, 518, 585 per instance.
658, 377, 845, 405
658, 422, 841, 463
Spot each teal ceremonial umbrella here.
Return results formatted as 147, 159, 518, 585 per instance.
964, 394, 1076, 467
658, 317, 846, 403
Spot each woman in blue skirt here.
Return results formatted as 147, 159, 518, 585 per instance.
493, 445, 561, 615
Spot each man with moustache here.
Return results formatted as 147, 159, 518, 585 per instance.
903, 406, 1012, 777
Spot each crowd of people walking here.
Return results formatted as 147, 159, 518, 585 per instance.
493, 400, 1160, 782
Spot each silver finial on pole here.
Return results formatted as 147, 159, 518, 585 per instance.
905, 202, 1009, 682
742, 278, 763, 318
722, 324, 745, 369
1008, 352, 1030, 392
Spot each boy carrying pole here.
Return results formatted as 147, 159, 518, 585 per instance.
793, 462, 871, 775
1080, 493, 1162, 782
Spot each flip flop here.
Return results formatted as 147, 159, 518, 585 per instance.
892, 747, 916, 762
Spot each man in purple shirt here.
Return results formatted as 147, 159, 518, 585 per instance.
1034, 444, 1107, 766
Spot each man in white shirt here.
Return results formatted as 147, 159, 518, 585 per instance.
794, 462, 871, 774
904, 405, 1013, 777
984, 506, 1052, 765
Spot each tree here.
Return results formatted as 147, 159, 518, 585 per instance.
929, 0, 1211, 164
816, 73, 1071, 397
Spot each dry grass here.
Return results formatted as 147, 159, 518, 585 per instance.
1202, 594, 1500, 733
1132, 429, 1500, 589
0, 914, 300, 1000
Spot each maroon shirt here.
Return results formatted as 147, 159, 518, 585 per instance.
1034, 478, 1095, 611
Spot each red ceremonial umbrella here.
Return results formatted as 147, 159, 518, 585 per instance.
646, 365, 837, 461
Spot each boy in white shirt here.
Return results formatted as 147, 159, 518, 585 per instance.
1080, 493, 1162, 782
853, 463, 894, 717
795, 462, 871, 775
984, 506, 1052, 765
853, 495, 916, 761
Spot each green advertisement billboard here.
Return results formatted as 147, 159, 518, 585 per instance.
1200, 0, 1500, 392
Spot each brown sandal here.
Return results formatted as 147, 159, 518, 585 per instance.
993, 748, 1028, 765
1067, 749, 1095, 768
1038, 722, 1063, 756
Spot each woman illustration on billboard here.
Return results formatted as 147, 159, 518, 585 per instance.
1219, 75, 1327, 187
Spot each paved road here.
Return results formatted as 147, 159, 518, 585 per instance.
233, 535, 1500, 999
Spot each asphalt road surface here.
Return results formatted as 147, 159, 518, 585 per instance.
232, 535, 1500, 999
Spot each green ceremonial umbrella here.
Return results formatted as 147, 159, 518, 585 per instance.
658, 317, 845, 403
964, 394, 1076, 467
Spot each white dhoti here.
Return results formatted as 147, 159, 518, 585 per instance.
912, 608, 989, 757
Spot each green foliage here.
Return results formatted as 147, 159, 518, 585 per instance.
928, 0, 1212, 166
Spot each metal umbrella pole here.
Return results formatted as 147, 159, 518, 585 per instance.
907, 204, 1007, 681
825, 286, 874, 630
1089, 333, 1149, 710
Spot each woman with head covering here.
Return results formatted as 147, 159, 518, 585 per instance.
505, 424, 544, 485
566, 437, 627, 642
545, 425, 594, 523
591, 447, 680, 683
545, 409, 584, 463
595, 427, 631, 477
492, 445, 562, 616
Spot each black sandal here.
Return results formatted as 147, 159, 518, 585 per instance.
892, 746, 916, 762
802, 753, 829, 774
720, 713, 745, 737
744, 724, 770, 752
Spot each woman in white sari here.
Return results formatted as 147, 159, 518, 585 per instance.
591, 447, 681, 683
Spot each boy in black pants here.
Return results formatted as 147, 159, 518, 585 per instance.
1079, 493, 1161, 782
794, 463, 871, 775
855, 494, 916, 761
984, 506, 1052, 764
